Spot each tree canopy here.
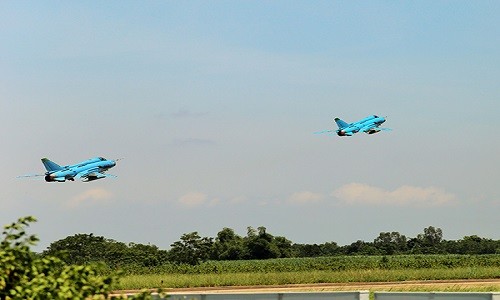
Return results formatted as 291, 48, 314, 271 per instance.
0, 217, 117, 299
41, 224, 500, 269
1, 216, 163, 299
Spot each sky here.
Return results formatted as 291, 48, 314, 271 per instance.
1, 1, 499, 252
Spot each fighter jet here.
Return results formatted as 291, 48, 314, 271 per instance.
18, 157, 119, 182
315, 115, 390, 137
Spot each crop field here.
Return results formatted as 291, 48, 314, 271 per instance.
111, 255, 500, 290
115, 268, 500, 290
116, 255, 500, 275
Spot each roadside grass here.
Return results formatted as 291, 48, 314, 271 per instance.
114, 267, 500, 290
365, 286, 500, 300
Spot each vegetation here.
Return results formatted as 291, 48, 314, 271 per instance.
0, 216, 161, 299
42, 225, 500, 270
115, 266, 500, 290
100, 255, 500, 275
4, 216, 498, 296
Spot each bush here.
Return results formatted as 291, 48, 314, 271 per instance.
0, 216, 162, 300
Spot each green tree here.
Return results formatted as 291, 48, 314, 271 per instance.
273, 236, 293, 258
43, 233, 114, 265
456, 235, 498, 254
342, 240, 380, 255
244, 227, 280, 259
374, 232, 408, 255
412, 226, 444, 254
168, 232, 213, 265
321, 242, 341, 256
291, 242, 340, 258
422, 226, 443, 245
44, 234, 168, 269
0, 217, 116, 300
1, 216, 161, 300
211, 228, 246, 260
291, 243, 322, 257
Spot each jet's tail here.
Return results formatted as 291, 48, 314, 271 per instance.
41, 158, 63, 172
334, 118, 349, 129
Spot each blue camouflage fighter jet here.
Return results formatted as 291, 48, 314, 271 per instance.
18, 157, 119, 182
315, 115, 391, 136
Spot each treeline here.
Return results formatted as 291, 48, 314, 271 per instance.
42, 226, 500, 268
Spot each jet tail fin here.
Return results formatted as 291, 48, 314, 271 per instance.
334, 118, 349, 129
41, 158, 63, 172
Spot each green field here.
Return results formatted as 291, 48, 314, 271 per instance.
115, 267, 500, 290
111, 255, 500, 290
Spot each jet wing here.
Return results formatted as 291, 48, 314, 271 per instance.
359, 124, 392, 134
314, 129, 335, 135
77, 168, 116, 182
16, 173, 45, 179
359, 123, 378, 133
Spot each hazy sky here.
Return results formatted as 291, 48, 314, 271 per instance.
1, 1, 499, 252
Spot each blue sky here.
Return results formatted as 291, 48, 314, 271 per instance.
1, 1, 499, 251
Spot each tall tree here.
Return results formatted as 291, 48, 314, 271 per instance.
168, 232, 213, 265
374, 232, 408, 255
212, 228, 246, 260
410, 226, 444, 254
43, 233, 113, 265
273, 236, 293, 258
421, 226, 443, 246
343, 240, 380, 255
456, 235, 499, 254
244, 226, 280, 259
321, 242, 341, 256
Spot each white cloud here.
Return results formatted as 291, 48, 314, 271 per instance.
208, 198, 221, 207
178, 192, 207, 208
69, 188, 113, 208
177, 194, 248, 207
332, 183, 457, 207
288, 191, 324, 205
228, 196, 247, 204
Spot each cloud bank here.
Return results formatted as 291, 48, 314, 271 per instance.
178, 192, 208, 208
288, 191, 324, 204
176, 193, 248, 208
332, 183, 456, 207
174, 183, 456, 208
69, 188, 113, 208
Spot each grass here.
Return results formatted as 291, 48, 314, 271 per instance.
109, 255, 500, 298
113, 267, 500, 290
113, 255, 500, 276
